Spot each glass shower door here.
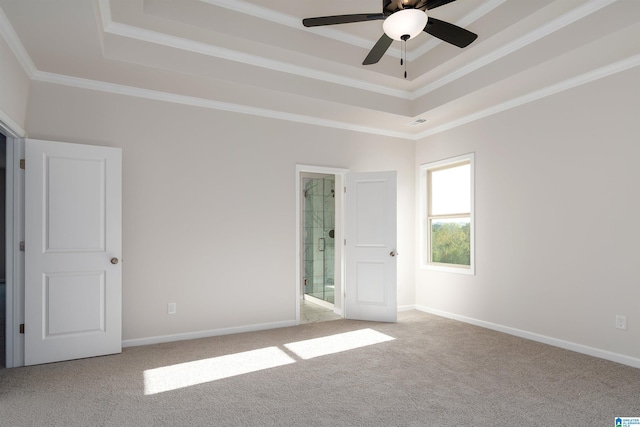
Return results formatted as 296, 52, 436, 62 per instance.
302, 175, 335, 305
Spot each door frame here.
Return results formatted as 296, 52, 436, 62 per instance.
0, 119, 25, 368
295, 165, 348, 324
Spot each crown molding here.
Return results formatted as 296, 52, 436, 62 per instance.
2, 1, 635, 141
408, 0, 506, 61
30, 70, 415, 140
415, 53, 640, 139
99, 0, 412, 100
411, 0, 619, 99
30, 52, 639, 143
199, 0, 403, 59
101, 0, 619, 102
104, 21, 413, 100
202, 0, 502, 63
0, 5, 36, 77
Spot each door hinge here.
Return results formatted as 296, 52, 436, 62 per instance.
20, 159, 25, 170
344, 186, 347, 193
19, 241, 25, 251
19, 324, 24, 334
344, 239, 347, 246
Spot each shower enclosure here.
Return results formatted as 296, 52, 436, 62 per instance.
302, 174, 335, 306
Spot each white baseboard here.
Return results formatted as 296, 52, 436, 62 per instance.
123, 305, 414, 347
122, 320, 297, 348
415, 305, 640, 369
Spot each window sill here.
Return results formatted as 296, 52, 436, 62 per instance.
421, 264, 475, 275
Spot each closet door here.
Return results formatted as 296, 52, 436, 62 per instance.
25, 139, 122, 365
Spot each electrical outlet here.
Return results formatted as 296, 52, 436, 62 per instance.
168, 303, 177, 315
615, 315, 627, 330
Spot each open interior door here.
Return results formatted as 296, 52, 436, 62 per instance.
345, 171, 397, 322
25, 139, 122, 365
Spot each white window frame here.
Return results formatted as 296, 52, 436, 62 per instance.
419, 153, 475, 275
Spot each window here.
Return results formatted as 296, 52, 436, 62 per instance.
420, 153, 474, 274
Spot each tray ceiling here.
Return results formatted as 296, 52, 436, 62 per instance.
1, 0, 639, 139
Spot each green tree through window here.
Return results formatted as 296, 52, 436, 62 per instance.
431, 220, 470, 266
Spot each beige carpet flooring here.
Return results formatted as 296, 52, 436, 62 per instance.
1, 310, 639, 426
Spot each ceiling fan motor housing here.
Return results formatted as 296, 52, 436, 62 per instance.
302, 0, 478, 66
383, 9, 428, 41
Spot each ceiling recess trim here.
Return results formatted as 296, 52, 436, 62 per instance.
30, 70, 415, 140
99, 1, 411, 100
415, 53, 640, 138
409, 0, 507, 60
104, 21, 413, 100
0, 1, 636, 141
0, 5, 36, 77
201, 0, 503, 62
199, 0, 401, 58
412, 0, 619, 99
28, 53, 640, 142
101, 0, 619, 101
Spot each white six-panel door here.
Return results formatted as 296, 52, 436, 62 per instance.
25, 139, 122, 365
345, 171, 397, 322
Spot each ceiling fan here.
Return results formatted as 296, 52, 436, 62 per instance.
302, 0, 478, 72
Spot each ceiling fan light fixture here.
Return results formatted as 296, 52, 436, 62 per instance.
383, 9, 428, 41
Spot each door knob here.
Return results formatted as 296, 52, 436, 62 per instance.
110, 257, 119, 265
390, 251, 398, 257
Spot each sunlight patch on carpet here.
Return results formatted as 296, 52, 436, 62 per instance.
284, 328, 395, 360
143, 346, 295, 395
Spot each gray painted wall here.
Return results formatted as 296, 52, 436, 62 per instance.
25, 81, 416, 343
415, 66, 640, 361
3, 25, 639, 364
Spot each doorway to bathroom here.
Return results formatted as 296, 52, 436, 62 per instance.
296, 165, 347, 324
296, 165, 398, 324
301, 173, 335, 309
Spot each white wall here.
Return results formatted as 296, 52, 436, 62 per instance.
0, 33, 29, 135
24, 81, 416, 343
415, 67, 640, 363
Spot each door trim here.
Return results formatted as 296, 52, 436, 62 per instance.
295, 165, 348, 325
0, 120, 25, 368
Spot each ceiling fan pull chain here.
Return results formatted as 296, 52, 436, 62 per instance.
399, 34, 410, 79
303, 1, 478, 67
403, 39, 408, 79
